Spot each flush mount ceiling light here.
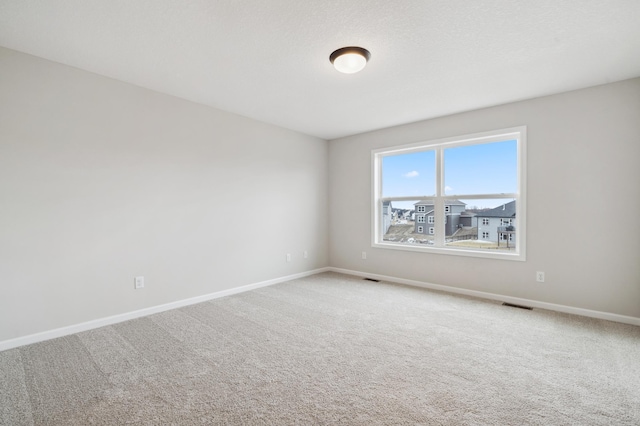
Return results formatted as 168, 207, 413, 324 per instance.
330, 46, 371, 74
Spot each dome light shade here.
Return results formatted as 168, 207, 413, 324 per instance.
330, 47, 371, 74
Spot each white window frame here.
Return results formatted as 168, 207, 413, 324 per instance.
417, 226, 424, 233
417, 205, 426, 213
427, 215, 434, 224
482, 232, 490, 239
417, 215, 425, 223
428, 227, 435, 235
372, 126, 526, 261
482, 218, 490, 226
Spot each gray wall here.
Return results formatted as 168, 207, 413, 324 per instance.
1, 45, 639, 346
329, 78, 640, 318
0, 47, 329, 343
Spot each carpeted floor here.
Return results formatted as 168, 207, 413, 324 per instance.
1, 272, 639, 425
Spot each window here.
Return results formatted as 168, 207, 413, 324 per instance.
417, 226, 424, 233
373, 126, 526, 260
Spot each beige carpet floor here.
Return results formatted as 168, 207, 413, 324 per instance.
1, 272, 639, 425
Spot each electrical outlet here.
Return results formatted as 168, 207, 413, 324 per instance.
286, 253, 291, 262
303, 250, 308, 259
134, 276, 145, 289
536, 271, 545, 282
362, 251, 367, 260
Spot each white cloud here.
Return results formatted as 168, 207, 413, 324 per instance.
444, 185, 453, 192
403, 171, 419, 178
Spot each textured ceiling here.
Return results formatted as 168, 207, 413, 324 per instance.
1, 1, 640, 140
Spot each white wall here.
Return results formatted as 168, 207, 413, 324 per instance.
0, 47, 329, 343
329, 78, 640, 319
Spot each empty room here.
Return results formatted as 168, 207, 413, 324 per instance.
1, 1, 639, 424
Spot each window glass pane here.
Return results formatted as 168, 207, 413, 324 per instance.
444, 198, 516, 252
382, 150, 435, 197
444, 140, 517, 195
381, 200, 437, 246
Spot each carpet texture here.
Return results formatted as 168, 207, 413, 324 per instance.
1, 272, 639, 425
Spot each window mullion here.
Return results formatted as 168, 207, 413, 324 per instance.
434, 148, 445, 247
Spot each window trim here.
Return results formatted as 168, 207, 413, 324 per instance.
372, 126, 526, 261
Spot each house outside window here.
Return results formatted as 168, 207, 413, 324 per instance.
413, 200, 465, 236
476, 201, 517, 245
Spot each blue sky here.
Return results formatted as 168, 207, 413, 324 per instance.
382, 140, 517, 209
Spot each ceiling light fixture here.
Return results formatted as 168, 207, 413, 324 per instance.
330, 46, 371, 74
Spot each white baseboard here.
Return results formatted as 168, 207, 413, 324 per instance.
3, 265, 636, 352
0, 267, 331, 352
329, 267, 640, 327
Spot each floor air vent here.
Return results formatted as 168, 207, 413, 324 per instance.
363, 278, 380, 282
502, 302, 533, 310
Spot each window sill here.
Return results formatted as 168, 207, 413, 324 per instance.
372, 241, 526, 261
